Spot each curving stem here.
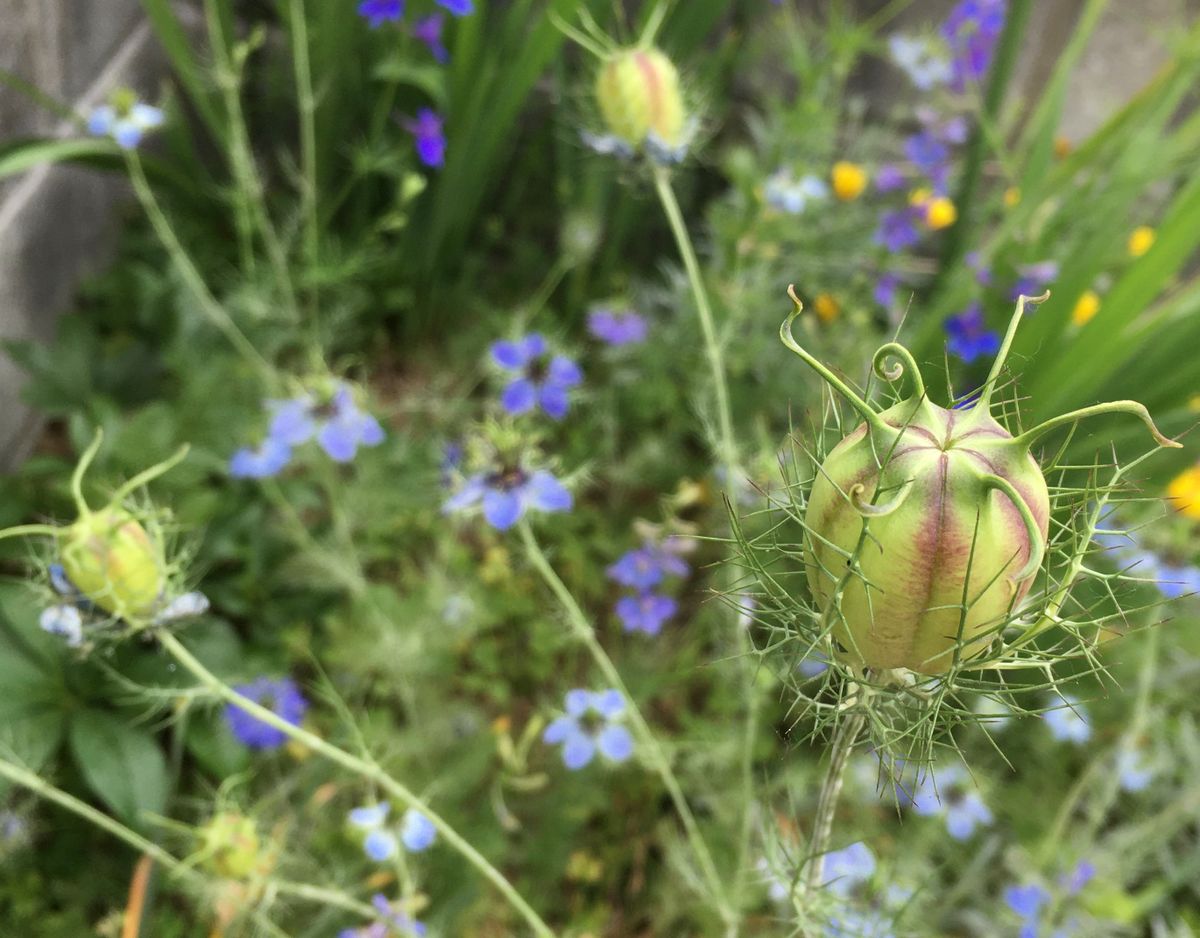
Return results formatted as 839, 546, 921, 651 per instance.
1012, 400, 1181, 451
979, 473, 1045, 583
70, 429, 106, 517
849, 479, 915, 518
978, 291, 1050, 410
110, 445, 192, 506
871, 342, 926, 401
781, 287, 891, 436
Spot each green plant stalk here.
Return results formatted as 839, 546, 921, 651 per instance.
156, 631, 556, 938
288, 0, 320, 320
653, 165, 759, 920
126, 154, 274, 379
934, 0, 1032, 291
517, 522, 736, 928
0, 754, 371, 932
801, 710, 865, 896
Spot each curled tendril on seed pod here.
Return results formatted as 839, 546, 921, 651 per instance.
872, 342, 926, 400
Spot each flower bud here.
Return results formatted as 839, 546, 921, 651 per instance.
199, 812, 262, 880
595, 47, 685, 151
59, 509, 165, 619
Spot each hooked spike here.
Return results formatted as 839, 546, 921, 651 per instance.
978, 291, 1050, 410
1014, 400, 1181, 451
871, 342, 926, 401
849, 480, 915, 518
979, 473, 1045, 584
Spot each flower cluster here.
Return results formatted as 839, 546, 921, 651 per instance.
230, 382, 385, 478
224, 677, 309, 750
338, 894, 426, 938
607, 538, 689, 636
348, 802, 437, 861
543, 689, 634, 770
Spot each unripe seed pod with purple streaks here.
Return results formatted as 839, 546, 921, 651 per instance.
781, 289, 1179, 676
60, 508, 165, 619
595, 47, 685, 150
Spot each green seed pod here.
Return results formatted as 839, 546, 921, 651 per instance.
595, 47, 685, 150
782, 289, 1179, 675
59, 508, 165, 619
200, 811, 262, 880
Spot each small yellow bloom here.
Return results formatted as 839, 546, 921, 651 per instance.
1003, 186, 1021, 207
908, 187, 932, 207
831, 161, 868, 201
1188, 394, 1200, 413
1167, 465, 1200, 521
1054, 135, 1072, 159
813, 293, 840, 323
1071, 290, 1100, 326
924, 196, 957, 230
1128, 225, 1155, 257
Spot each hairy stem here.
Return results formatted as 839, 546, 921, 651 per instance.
156, 631, 555, 937
802, 710, 865, 895
518, 522, 736, 927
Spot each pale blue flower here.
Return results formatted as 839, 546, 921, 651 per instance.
888, 34, 952, 89
543, 689, 634, 770
765, 171, 830, 214
39, 604, 83, 647
1117, 747, 1154, 792
1044, 697, 1091, 744
444, 467, 572, 530
400, 809, 436, 852
88, 100, 164, 149
908, 764, 993, 839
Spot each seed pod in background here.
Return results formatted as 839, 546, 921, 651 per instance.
595, 47, 685, 152
200, 812, 263, 880
59, 508, 166, 619
781, 288, 1179, 675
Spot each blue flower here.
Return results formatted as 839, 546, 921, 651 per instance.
874, 164, 907, 193
266, 383, 385, 463
1117, 747, 1154, 792
490, 334, 582, 419
1043, 696, 1091, 744
88, 99, 164, 150
224, 677, 308, 750
443, 467, 572, 531
349, 803, 398, 861
434, 0, 473, 14
1005, 882, 1049, 938
39, 604, 84, 647
887, 34, 951, 89
404, 108, 446, 168
874, 274, 901, 308
358, 0, 404, 28
874, 208, 922, 252
543, 689, 634, 770
822, 841, 876, 897
904, 131, 949, 176
944, 302, 1000, 363
764, 171, 829, 214
1009, 261, 1058, 301
942, 0, 1007, 92
412, 14, 448, 62
588, 308, 648, 346
1062, 860, 1095, 895
607, 542, 689, 590
339, 894, 427, 938
229, 437, 292, 479
908, 764, 993, 840
615, 592, 678, 636
400, 809, 436, 852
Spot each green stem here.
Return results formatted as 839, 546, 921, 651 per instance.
156, 631, 555, 938
289, 0, 319, 313
978, 472, 1045, 581
652, 167, 738, 475
126, 155, 274, 379
517, 522, 735, 927
978, 291, 1046, 409
110, 445, 191, 506
71, 429, 105, 516
802, 710, 865, 895
1013, 401, 1181, 451
0, 524, 63, 542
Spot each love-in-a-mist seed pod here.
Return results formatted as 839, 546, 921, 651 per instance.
594, 46, 685, 152
783, 289, 1179, 675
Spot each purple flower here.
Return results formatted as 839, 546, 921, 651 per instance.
615, 592, 678, 635
265, 384, 385, 463
491, 333, 582, 419
225, 677, 308, 750
1009, 260, 1059, 301
229, 437, 292, 479
443, 467, 572, 530
875, 207, 922, 252
965, 250, 993, 285
874, 164, 907, 193
543, 689, 634, 770
357, 0, 404, 28
1063, 860, 1096, 895
434, 0, 473, 14
874, 274, 901, 307
944, 302, 1000, 363
907, 764, 993, 840
607, 543, 689, 590
942, 0, 1008, 92
411, 14, 448, 62
339, 894, 426, 938
404, 108, 446, 168
588, 308, 648, 346
904, 131, 949, 175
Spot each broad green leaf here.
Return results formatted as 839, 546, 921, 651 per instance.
68, 711, 168, 829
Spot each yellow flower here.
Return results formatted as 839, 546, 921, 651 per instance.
831, 161, 868, 201
924, 196, 957, 230
1128, 225, 1156, 258
813, 293, 840, 323
1003, 186, 1021, 207
908, 187, 932, 207
1167, 465, 1200, 521
1071, 290, 1100, 326
1054, 135, 1072, 159
1188, 394, 1200, 413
